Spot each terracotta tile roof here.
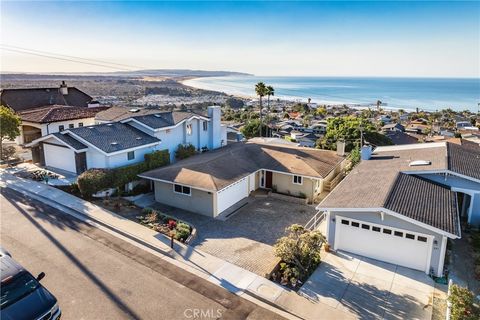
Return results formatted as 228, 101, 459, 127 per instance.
384, 173, 459, 236
19, 105, 109, 123
140, 141, 346, 191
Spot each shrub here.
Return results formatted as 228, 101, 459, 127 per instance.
144, 149, 170, 170
168, 219, 177, 230
175, 144, 196, 160
274, 224, 325, 280
145, 210, 158, 224
1, 145, 16, 161
175, 222, 191, 241
448, 284, 480, 320
77, 169, 113, 198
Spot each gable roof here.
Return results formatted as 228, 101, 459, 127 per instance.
140, 141, 345, 191
384, 173, 459, 236
51, 132, 88, 150
447, 141, 480, 180
18, 105, 109, 123
128, 111, 208, 129
1, 86, 92, 111
66, 122, 160, 154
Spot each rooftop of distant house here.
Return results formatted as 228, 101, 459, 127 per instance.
18, 105, 109, 123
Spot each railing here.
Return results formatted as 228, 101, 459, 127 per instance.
329, 172, 345, 190
305, 211, 326, 231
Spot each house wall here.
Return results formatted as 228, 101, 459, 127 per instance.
153, 181, 214, 217
326, 210, 446, 276
85, 145, 161, 169
155, 125, 185, 163
271, 172, 316, 200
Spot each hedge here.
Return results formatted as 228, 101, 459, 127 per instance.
77, 149, 170, 197
175, 144, 196, 160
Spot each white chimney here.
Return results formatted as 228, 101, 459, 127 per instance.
207, 106, 222, 149
336, 140, 345, 156
60, 81, 68, 95
87, 101, 100, 108
361, 145, 373, 160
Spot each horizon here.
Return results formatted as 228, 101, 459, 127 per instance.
1, 1, 479, 78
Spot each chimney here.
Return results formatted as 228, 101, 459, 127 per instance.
87, 100, 100, 108
361, 145, 373, 160
207, 106, 222, 149
60, 81, 68, 95
336, 140, 345, 156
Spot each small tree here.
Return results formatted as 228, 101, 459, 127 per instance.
448, 284, 480, 320
274, 224, 325, 280
0, 106, 21, 160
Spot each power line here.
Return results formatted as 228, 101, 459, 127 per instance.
1, 44, 146, 70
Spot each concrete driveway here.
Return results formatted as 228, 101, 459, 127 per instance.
299, 251, 434, 320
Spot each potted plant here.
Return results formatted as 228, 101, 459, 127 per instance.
324, 242, 331, 252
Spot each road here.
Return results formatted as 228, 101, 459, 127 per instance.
0, 188, 285, 320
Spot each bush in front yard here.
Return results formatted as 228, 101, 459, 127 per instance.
274, 224, 325, 281
448, 284, 480, 320
175, 144, 196, 160
77, 169, 113, 198
174, 222, 191, 241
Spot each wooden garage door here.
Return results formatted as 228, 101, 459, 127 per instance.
335, 216, 432, 273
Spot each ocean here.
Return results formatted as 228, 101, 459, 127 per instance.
184, 76, 480, 112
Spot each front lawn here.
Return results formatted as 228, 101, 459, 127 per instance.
137, 208, 193, 243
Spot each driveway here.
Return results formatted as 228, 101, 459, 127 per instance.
152, 197, 317, 276
299, 251, 434, 320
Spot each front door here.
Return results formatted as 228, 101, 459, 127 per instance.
75, 152, 87, 174
265, 171, 273, 189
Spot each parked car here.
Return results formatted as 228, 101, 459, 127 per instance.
0, 247, 61, 320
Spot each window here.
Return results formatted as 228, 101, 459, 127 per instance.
406, 233, 415, 240
203, 121, 208, 131
78, 122, 84, 127
383, 228, 392, 235
372, 226, 381, 232
351, 222, 360, 228
361, 224, 370, 230
417, 236, 428, 242
394, 231, 404, 237
293, 175, 302, 185
186, 123, 192, 135
173, 184, 191, 196
127, 151, 135, 160
69, 123, 74, 129
59, 125, 64, 132
341, 219, 349, 225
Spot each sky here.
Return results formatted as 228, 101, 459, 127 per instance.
1, 1, 479, 77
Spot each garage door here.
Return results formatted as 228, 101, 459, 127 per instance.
217, 177, 249, 214
44, 144, 76, 173
335, 216, 432, 273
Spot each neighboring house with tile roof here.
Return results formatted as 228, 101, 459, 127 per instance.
1, 81, 93, 112
25, 106, 227, 174
139, 141, 347, 218
314, 142, 480, 277
16, 105, 109, 144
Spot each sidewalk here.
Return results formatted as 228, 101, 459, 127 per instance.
0, 171, 354, 320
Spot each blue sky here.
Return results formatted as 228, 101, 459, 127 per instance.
1, 1, 479, 77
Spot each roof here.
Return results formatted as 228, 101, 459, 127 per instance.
384, 173, 459, 236
140, 141, 345, 191
384, 131, 419, 145
18, 105, 109, 123
52, 132, 87, 150
1, 86, 92, 111
66, 122, 160, 153
95, 106, 207, 127
318, 142, 479, 236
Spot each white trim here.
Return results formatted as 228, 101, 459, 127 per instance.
292, 175, 303, 185
138, 175, 215, 193
437, 236, 448, 277
121, 115, 210, 132
25, 134, 87, 153
173, 183, 192, 196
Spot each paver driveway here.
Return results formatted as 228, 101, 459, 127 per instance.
299, 250, 434, 320
152, 197, 317, 276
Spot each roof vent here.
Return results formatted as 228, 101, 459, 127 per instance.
409, 160, 431, 166
154, 114, 162, 118
88, 126, 94, 129
106, 123, 113, 126
111, 142, 118, 145
136, 137, 142, 140
129, 108, 140, 113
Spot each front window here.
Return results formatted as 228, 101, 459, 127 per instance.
186, 124, 192, 135
127, 151, 135, 160
203, 121, 208, 131
58, 125, 64, 132
173, 184, 191, 196
69, 123, 74, 129
293, 175, 302, 185
78, 123, 84, 127
1, 272, 40, 310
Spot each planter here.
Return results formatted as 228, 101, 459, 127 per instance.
324, 243, 331, 252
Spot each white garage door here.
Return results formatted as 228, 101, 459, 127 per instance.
217, 177, 249, 214
44, 144, 76, 173
335, 216, 432, 273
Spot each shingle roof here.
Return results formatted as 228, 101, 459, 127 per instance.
384, 173, 459, 236
67, 122, 160, 153
130, 111, 206, 129
52, 132, 88, 150
19, 105, 109, 123
1, 86, 92, 111
447, 142, 480, 180
384, 131, 419, 145
140, 141, 345, 191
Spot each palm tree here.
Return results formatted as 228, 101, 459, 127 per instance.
255, 82, 267, 137
266, 86, 275, 112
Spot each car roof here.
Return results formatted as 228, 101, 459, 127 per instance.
0, 253, 24, 281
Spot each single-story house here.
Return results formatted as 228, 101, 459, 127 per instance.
316, 142, 480, 277
140, 141, 347, 218
383, 131, 419, 145
16, 105, 108, 144
26, 122, 161, 174
297, 133, 319, 148
381, 123, 405, 133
